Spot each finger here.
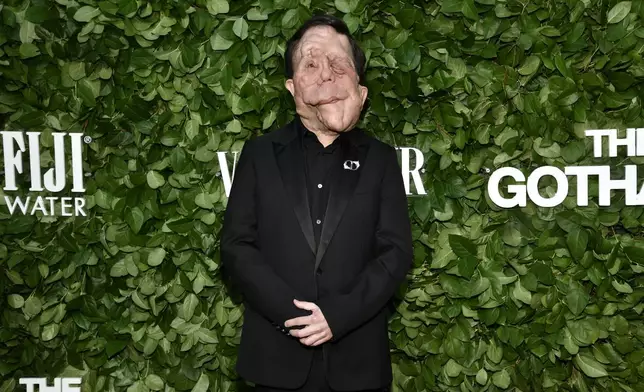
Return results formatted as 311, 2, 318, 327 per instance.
290, 324, 321, 338
301, 331, 327, 346
310, 333, 331, 346
293, 299, 319, 311
284, 315, 313, 328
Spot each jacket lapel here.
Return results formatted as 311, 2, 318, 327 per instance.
273, 125, 317, 256
314, 138, 369, 272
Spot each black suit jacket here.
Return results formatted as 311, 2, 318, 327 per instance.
220, 119, 413, 391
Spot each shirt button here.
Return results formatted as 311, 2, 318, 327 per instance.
316, 219, 322, 225
317, 184, 323, 189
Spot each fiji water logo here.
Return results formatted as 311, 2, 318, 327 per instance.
1, 131, 90, 216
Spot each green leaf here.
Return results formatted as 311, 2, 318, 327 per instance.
444, 359, 462, 377
395, 39, 421, 72
282, 9, 299, 29
487, 339, 503, 363
215, 300, 227, 325
441, 0, 463, 13
568, 319, 600, 345
226, 119, 242, 133
233, 17, 249, 40
127, 381, 147, 392
78, 79, 97, 107
195, 193, 214, 209
25, 5, 51, 23
24, 296, 42, 317
8, 294, 24, 309
513, 280, 532, 305
191, 373, 210, 392
5, 270, 24, 285
147, 248, 166, 267
561, 140, 586, 163
606, 1, 631, 24
184, 119, 200, 140
566, 282, 589, 316
567, 227, 588, 260
335, 0, 358, 13
211, 33, 234, 51
110, 260, 128, 277
540, 26, 561, 37
263, 110, 277, 130
73, 6, 101, 22
448, 235, 477, 257
611, 279, 633, 293
147, 171, 166, 189
492, 369, 510, 389
247, 8, 268, 21
502, 223, 521, 247
183, 293, 199, 321
384, 29, 409, 49
518, 55, 541, 75
19, 43, 40, 59
41, 323, 60, 341
476, 368, 488, 385
431, 246, 455, 269
145, 375, 164, 391
106, 339, 129, 358
623, 246, 644, 263
124, 255, 139, 277
125, 206, 145, 234
574, 353, 609, 378
461, 0, 478, 20
207, 0, 229, 15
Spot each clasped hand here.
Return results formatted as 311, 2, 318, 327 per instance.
284, 299, 333, 346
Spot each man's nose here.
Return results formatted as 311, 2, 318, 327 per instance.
319, 59, 333, 82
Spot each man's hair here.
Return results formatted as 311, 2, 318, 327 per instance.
284, 14, 366, 85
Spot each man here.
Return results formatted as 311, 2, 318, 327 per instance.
220, 14, 413, 392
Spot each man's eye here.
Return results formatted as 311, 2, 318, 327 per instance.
306, 62, 316, 68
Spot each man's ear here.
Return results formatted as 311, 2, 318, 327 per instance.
285, 79, 295, 97
359, 85, 368, 105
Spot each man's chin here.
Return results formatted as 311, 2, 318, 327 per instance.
318, 115, 351, 133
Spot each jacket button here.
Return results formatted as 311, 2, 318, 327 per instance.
316, 268, 322, 275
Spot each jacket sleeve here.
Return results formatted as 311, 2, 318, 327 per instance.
316, 145, 413, 342
220, 138, 310, 329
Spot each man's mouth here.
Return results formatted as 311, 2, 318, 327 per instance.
317, 97, 341, 105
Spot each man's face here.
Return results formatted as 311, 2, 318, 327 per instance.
285, 26, 368, 133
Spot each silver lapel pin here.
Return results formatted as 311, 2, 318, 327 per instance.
343, 160, 360, 171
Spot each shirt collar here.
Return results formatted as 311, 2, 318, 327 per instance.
296, 116, 356, 149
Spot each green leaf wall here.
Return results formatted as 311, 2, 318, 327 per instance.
2, 0, 644, 391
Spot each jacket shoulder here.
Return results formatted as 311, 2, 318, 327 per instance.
361, 131, 396, 155
250, 123, 294, 146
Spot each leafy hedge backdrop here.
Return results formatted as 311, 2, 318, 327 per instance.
1, 0, 644, 391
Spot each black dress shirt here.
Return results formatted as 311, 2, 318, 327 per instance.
297, 121, 347, 249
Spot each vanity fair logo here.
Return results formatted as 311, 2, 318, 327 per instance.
488, 128, 644, 208
216, 147, 427, 197
1, 131, 89, 216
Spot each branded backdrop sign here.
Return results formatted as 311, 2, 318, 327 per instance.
214, 146, 428, 198
2, 0, 644, 391
488, 128, 644, 208
1, 131, 89, 217
2, 128, 642, 215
